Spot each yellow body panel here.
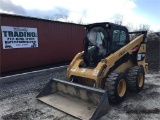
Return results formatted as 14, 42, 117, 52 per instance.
115, 60, 134, 73
67, 34, 147, 88
137, 44, 148, 73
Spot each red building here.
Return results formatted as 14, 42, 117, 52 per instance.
0, 13, 86, 73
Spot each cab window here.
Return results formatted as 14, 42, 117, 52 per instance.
112, 30, 127, 52
113, 30, 126, 45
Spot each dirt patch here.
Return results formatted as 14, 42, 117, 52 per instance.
126, 108, 160, 114
146, 40, 160, 71
2, 109, 44, 120
146, 92, 160, 99
0, 67, 160, 120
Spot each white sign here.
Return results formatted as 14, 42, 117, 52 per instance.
1, 26, 38, 49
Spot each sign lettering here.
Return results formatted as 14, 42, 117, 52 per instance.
1, 26, 38, 49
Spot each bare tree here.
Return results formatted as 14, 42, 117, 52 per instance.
126, 23, 134, 32
138, 24, 150, 31
133, 24, 151, 34
77, 17, 84, 24
113, 14, 124, 25
44, 14, 69, 22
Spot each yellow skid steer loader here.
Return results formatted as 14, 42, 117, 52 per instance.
37, 22, 148, 120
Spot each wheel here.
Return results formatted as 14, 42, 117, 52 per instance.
105, 72, 127, 104
127, 66, 145, 92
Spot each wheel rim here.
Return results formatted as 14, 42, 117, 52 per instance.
138, 73, 144, 87
117, 79, 126, 97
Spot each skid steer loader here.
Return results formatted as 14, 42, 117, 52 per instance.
37, 22, 148, 120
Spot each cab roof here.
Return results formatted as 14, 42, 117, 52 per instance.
85, 22, 128, 31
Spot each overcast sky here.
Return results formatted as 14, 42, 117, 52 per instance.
0, 0, 160, 31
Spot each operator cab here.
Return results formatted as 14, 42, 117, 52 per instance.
84, 22, 129, 67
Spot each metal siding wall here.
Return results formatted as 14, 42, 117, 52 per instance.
0, 14, 86, 73
0, 15, 2, 73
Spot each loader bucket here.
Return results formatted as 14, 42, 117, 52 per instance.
36, 78, 109, 120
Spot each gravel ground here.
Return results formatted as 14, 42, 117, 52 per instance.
0, 66, 160, 120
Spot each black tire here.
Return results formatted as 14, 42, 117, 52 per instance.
127, 66, 145, 92
105, 72, 127, 104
